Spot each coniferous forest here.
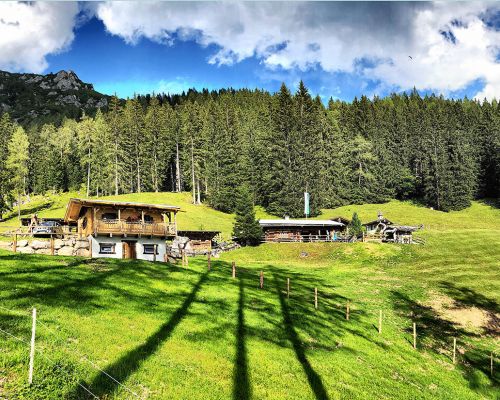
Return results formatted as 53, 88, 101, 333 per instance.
0, 81, 499, 218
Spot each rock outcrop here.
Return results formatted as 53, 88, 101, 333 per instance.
0, 69, 109, 125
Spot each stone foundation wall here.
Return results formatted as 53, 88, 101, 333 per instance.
0, 237, 90, 257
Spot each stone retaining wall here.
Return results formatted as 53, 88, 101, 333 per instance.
0, 237, 90, 257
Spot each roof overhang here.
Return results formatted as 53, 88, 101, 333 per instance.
64, 198, 181, 222
259, 219, 344, 228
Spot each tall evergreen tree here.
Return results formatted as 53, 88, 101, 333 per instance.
6, 126, 29, 221
232, 184, 263, 246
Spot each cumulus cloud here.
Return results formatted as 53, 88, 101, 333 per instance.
95, 1, 500, 99
0, 2, 79, 73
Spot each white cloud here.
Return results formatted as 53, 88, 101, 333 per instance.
0, 2, 79, 73
95, 1, 500, 99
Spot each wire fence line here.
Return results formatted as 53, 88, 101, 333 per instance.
0, 304, 141, 399
0, 263, 497, 397
0, 326, 99, 399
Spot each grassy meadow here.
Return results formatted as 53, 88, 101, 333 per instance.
0, 193, 499, 399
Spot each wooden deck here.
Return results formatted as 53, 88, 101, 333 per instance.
95, 220, 176, 237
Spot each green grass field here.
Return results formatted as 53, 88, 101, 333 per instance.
0, 194, 499, 399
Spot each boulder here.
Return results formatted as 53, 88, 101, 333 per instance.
53, 239, 64, 249
17, 246, 34, 254
17, 240, 28, 247
31, 240, 49, 250
35, 248, 52, 255
0, 241, 12, 249
75, 240, 89, 250
64, 238, 76, 247
57, 246, 74, 256
76, 248, 90, 257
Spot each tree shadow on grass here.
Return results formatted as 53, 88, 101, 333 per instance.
272, 270, 330, 400
390, 290, 498, 392
73, 269, 210, 399
439, 282, 500, 336
0, 257, 180, 313
233, 276, 251, 400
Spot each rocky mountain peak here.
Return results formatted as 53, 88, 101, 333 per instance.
0, 69, 109, 124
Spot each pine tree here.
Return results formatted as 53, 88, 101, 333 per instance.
77, 113, 97, 197
348, 212, 363, 237
0, 113, 14, 219
107, 96, 126, 195
232, 184, 263, 246
6, 126, 29, 221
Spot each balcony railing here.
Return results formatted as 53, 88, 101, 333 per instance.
95, 219, 176, 236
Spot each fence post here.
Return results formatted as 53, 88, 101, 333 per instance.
413, 322, 417, 349
28, 308, 36, 385
314, 287, 318, 309
260, 271, 264, 289
287, 278, 290, 298
50, 235, 55, 256
153, 244, 157, 262
207, 253, 211, 271
453, 338, 456, 364
232, 261, 236, 279
346, 301, 350, 320
13, 233, 17, 253
378, 310, 382, 334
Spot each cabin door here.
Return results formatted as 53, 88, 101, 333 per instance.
122, 241, 137, 259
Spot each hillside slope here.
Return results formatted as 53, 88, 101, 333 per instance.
0, 194, 498, 399
0, 70, 109, 125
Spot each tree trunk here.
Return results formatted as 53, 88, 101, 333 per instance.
114, 142, 119, 196
136, 155, 141, 194
86, 151, 91, 197
197, 179, 201, 204
175, 141, 181, 192
191, 137, 196, 204
17, 193, 21, 224
170, 163, 175, 192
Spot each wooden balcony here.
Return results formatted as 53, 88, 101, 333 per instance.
95, 219, 176, 237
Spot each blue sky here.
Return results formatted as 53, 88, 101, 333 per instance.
44, 17, 374, 101
1, 2, 500, 101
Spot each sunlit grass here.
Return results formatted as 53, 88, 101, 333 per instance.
0, 194, 498, 399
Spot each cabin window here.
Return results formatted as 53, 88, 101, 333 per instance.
144, 214, 154, 223
99, 243, 116, 254
102, 213, 118, 221
143, 244, 158, 254
81, 217, 87, 230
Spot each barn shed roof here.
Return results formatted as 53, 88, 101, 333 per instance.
362, 217, 393, 226
259, 219, 344, 228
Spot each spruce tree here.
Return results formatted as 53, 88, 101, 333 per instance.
0, 113, 14, 219
6, 126, 29, 221
348, 212, 363, 237
232, 184, 263, 246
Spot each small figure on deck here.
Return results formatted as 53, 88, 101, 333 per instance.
29, 214, 39, 233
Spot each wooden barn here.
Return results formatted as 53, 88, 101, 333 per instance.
259, 217, 345, 242
64, 198, 180, 261
177, 230, 220, 253
362, 213, 419, 244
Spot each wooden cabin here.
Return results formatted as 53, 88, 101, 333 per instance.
64, 198, 180, 261
177, 230, 220, 253
363, 215, 394, 234
362, 213, 419, 244
259, 218, 345, 242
